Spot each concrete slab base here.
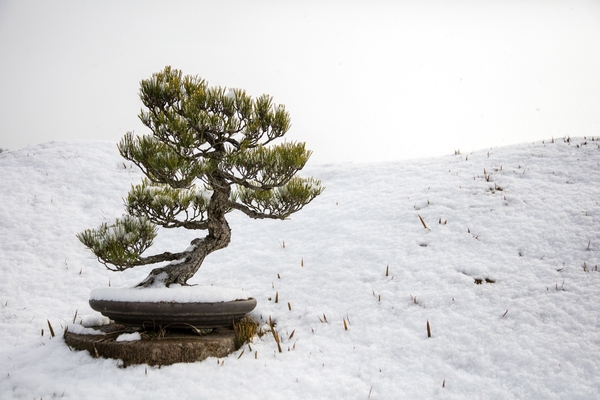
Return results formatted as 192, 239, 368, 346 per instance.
64, 324, 236, 366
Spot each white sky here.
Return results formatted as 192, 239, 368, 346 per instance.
1, 0, 599, 163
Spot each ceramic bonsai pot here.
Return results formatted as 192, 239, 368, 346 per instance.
89, 297, 257, 329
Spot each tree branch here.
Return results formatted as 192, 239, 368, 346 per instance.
227, 200, 286, 220
136, 250, 190, 265
96, 250, 190, 272
219, 170, 286, 191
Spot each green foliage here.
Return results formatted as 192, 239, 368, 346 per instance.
76, 216, 157, 270
133, 66, 290, 162
118, 133, 207, 189
223, 142, 313, 188
233, 176, 323, 219
126, 179, 211, 229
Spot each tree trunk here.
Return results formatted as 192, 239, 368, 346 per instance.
136, 178, 231, 288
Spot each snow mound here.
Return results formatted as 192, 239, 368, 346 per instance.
67, 324, 105, 335
115, 332, 141, 342
90, 286, 252, 303
78, 314, 111, 327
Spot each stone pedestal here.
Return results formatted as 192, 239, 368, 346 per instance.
64, 324, 236, 366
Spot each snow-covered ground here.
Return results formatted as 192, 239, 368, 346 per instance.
1, 138, 599, 399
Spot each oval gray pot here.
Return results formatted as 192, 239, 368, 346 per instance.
89, 297, 257, 329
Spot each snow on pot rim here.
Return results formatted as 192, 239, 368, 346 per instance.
90, 285, 253, 303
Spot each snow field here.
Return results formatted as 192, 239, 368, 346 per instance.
0, 138, 599, 399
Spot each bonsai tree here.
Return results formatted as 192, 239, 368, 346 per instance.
78, 66, 323, 288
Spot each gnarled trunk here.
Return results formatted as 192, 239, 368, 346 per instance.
136, 178, 231, 288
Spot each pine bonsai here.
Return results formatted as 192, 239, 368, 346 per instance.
78, 66, 323, 288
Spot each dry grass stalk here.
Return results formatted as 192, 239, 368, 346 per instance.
418, 214, 431, 230
233, 316, 259, 350
47, 319, 55, 338
268, 318, 282, 353
427, 320, 431, 338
